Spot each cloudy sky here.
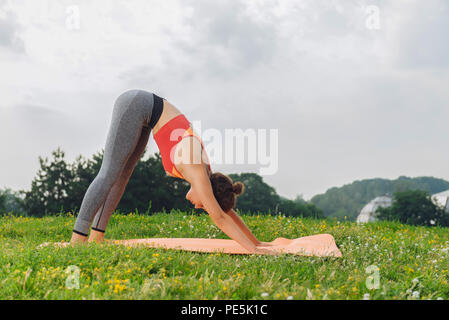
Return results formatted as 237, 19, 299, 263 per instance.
0, 0, 448, 200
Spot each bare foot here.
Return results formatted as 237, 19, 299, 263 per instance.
88, 230, 105, 243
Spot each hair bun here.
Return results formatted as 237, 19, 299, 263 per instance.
232, 182, 244, 196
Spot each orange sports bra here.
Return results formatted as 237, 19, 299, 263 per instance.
153, 114, 211, 180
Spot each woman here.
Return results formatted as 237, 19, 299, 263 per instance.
70, 89, 275, 254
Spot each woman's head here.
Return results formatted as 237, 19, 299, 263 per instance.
185, 172, 245, 212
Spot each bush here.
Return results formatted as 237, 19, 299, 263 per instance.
376, 190, 449, 227
0, 188, 26, 215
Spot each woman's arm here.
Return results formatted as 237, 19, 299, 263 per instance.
186, 166, 256, 252
177, 140, 257, 253
227, 209, 261, 246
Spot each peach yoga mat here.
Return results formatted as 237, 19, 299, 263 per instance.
105, 234, 342, 257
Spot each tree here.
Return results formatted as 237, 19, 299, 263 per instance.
0, 191, 5, 213
116, 151, 191, 214
19, 147, 322, 218
20, 147, 74, 216
278, 196, 323, 218
228, 173, 280, 214
376, 190, 449, 227
226, 173, 322, 217
64, 150, 103, 213
20, 147, 193, 217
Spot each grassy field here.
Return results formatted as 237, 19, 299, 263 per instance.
0, 211, 448, 300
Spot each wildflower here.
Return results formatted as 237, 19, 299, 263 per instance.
411, 291, 420, 299
363, 293, 370, 300
261, 292, 269, 298
286, 296, 293, 300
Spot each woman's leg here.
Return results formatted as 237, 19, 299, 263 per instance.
72, 89, 155, 240
88, 125, 151, 242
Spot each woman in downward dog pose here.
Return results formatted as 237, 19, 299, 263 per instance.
70, 89, 275, 254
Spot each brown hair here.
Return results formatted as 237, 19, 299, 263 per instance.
209, 172, 245, 213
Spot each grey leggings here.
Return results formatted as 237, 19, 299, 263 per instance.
73, 89, 161, 236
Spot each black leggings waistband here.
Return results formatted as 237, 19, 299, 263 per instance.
149, 94, 164, 129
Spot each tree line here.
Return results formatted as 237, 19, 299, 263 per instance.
0, 147, 323, 219
4, 147, 447, 228
311, 176, 449, 220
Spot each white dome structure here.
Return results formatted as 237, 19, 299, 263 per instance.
356, 195, 393, 223
431, 190, 449, 211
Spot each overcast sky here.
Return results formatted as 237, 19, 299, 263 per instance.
1, 0, 448, 200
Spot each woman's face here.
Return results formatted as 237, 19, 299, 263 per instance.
186, 186, 204, 209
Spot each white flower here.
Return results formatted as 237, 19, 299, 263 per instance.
287, 296, 293, 300
412, 278, 419, 284
437, 297, 443, 300
261, 292, 269, 298
412, 291, 420, 299
363, 293, 370, 300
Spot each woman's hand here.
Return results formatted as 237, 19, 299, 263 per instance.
257, 241, 274, 247
254, 245, 280, 256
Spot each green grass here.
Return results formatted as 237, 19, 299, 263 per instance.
0, 211, 448, 300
